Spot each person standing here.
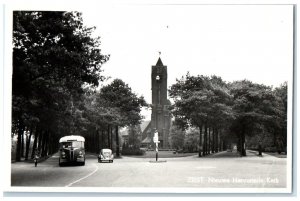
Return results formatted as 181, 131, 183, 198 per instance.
34, 149, 40, 167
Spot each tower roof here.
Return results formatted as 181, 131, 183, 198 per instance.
156, 57, 164, 66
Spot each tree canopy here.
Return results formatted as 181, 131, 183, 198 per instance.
99, 79, 148, 127
12, 11, 110, 161
169, 72, 288, 156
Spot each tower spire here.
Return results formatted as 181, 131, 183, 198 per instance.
156, 57, 164, 66
156, 51, 163, 66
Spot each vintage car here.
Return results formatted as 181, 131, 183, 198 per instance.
98, 149, 114, 163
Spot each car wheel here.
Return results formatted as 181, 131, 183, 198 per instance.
111, 160, 113, 163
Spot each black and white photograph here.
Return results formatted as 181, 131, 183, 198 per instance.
1, 0, 296, 196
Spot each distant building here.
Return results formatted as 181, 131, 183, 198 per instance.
141, 57, 171, 149
120, 123, 148, 146
120, 127, 129, 146
140, 120, 152, 148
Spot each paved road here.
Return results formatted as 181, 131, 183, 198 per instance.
11, 151, 287, 188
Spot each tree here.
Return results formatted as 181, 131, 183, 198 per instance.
12, 11, 109, 161
127, 125, 142, 149
184, 128, 199, 152
268, 82, 287, 153
169, 70, 288, 158
169, 124, 185, 150
229, 80, 279, 156
169, 73, 234, 157
98, 79, 148, 156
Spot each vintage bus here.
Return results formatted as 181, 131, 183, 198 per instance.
59, 135, 85, 166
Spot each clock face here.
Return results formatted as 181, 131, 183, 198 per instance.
156, 75, 160, 80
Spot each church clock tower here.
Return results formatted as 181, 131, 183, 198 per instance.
151, 57, 171, 148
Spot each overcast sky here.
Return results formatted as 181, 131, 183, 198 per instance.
80, 4, 293, 119
4, 2, 294, 121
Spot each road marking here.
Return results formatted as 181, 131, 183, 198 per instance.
195, 166, 216, 169
65, 164, 99, 187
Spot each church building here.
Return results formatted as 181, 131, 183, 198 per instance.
141, 57, 171, 149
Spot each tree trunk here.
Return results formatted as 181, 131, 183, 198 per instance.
25, 126, 33, 160
282, 128, 287, 154
53, 135, 57, 154
208, 127, 211, 154
54, 134, 58, 154
16, 119, 24, 162
31, 128, 39, 159
110, 126, 113, 150
107, 125, 110, 149
241, 131, 246, 156
198, 125, 202, 157
220, 140, 223, 151
203, 124, 207, 156
38, 130, 44, 154
116, 126, 120, 157
98, 129, 101, 153
93, 129, 96, 153
101, 130, 104, 150
216, 129, 218, 152
212, 127, 215, 153
99, 130, 102, 151
44, 131, 49, 157
50, 134, 56, 155
21, 128, 25, 157
94, 128, 100, 153
237, 136, 241, 153
48, 133, 52, 155
41, 130, 48, 157
219, 133, 222, 152
273, 131, 277, 147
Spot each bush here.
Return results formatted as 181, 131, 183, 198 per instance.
121, 142, 146, 156
264, 147, 277, 152
121, 145, 145, 156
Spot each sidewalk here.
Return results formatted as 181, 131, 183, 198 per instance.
205, 150, 241, 158
261, 151, 287, 158
11, 155, 52, 163
205, 149, 285, 159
